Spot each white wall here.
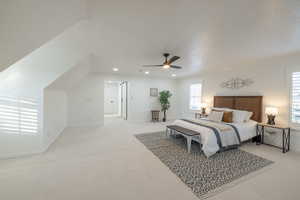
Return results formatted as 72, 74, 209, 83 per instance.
0, 134, 43, 159
43, 89, 67, 149
100, 74, 178, 122
0, 20, 90, 158
0, 21, 90, 98
67, 74, 104, 127
67, 73, 178, 126
177, 66, 288, 122
39, 57, 92, 151
48, 56, 93, 91
177, 52, 300, 151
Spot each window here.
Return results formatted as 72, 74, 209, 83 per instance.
189, 83, 202, 110
0, 96, 39, 135
291, 72, 300, 123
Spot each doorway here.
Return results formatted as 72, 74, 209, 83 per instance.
120, 81, 128, 120
104, 81, 128, 121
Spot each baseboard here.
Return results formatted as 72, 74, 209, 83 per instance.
41, 127, 66, 153
0, 127, 66, 160
67, 121, 104, 127
0, 149, 44, 160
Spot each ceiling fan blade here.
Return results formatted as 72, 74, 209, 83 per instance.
142, 65, 163, 67
170, 65, 182, 69
168, 56, 180, 64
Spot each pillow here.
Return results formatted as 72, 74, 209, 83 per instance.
212, 109, 233, 123
244, 111, 253, 122
213, 108, 253, 123
208, 111, 224, 122
212, 107, 231, 111
232, 110, 250, 123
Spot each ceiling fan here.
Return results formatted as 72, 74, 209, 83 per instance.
142, 53, 182, 69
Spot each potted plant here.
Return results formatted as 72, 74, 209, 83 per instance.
159, 90, 172, 122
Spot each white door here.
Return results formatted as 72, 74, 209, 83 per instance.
120, 81, 128, 120
104, 82, 119, 115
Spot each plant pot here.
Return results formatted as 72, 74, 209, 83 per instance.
163, 110, 166, 122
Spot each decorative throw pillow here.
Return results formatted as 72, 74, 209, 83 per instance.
212, 109, 233, 123
208, 111, 224, 122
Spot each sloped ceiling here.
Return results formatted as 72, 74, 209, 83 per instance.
2, 0, 300, 78
0, 0, 86, 72
47, 56, 92, 91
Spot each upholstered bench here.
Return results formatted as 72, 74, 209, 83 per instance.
166, 125, 201, 153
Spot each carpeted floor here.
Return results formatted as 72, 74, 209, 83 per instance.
135, 132, 274, 199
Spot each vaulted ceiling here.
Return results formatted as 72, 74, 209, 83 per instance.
87, 0, 300, 77
2, 0, 300, 78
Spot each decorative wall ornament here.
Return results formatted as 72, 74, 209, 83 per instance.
150, 88, 158, 97
221, 78, 253, 89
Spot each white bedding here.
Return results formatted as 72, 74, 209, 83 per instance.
230, 120, 257, 141
172, 118, 257, 157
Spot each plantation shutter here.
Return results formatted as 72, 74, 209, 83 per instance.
0, 96, 39, 135
292, 72, 300, 123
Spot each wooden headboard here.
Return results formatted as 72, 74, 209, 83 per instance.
213, 96, 263, 122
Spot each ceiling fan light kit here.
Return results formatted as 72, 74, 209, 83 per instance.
163, 64, 170, 69
142, 53, 182, 70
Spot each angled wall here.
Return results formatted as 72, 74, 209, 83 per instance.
43, 57, 93, 148
0, 0, 86, 72
0, 20, 91, 158
43, 89, 67, 150
0, 20, 90, 98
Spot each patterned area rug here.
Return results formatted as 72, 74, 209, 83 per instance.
135, 132, 273, 199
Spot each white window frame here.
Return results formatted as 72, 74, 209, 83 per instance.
189, 83, 202, 111
288, 66, 300, 129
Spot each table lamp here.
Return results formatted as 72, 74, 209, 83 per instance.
200, 103, 208, 115
265, 107, 278, 125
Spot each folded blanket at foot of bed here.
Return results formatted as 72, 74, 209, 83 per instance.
172, 119, 241, 157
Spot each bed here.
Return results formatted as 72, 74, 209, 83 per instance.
172, 96, 262, 157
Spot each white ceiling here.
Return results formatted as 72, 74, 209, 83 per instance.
86, 0, 300, 78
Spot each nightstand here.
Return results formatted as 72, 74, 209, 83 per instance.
256, 123, 291, 153
195, 112, 208, 119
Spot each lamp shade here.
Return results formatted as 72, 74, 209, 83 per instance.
200, 102, 208, 108
265, 107, 278, 116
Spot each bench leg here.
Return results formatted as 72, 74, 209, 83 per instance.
167, 128, 172, 137
166, 128, 174, 137
187, 136, 192, 153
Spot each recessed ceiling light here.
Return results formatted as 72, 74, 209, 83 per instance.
113, 68, 119, 72
172, 74, 176, 77
145, 71, 149, 74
